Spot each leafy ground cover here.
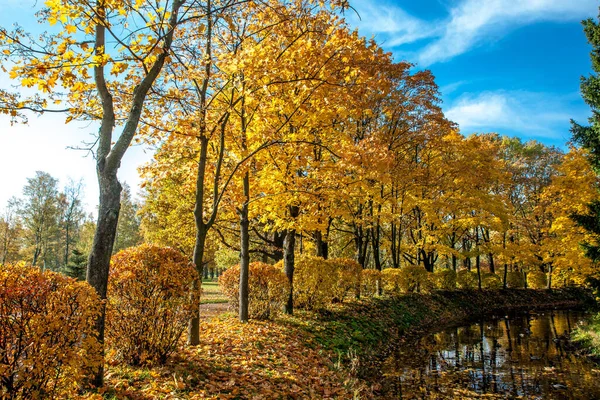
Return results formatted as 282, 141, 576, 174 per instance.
82, 288, 595, 399
572, 312, 600, 359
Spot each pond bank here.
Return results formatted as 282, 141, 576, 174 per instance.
288, 288, 597, 396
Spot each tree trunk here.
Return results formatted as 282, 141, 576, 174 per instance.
239, 171, 250, 322
547, 264, 553, 289
86, 174, 121, 387
314, 230, 329, 259
188, 226, 207, 345
284, 206, 299, 315
488, 253, 495, 274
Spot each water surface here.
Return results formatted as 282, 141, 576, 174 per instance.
380, 310, 600, 399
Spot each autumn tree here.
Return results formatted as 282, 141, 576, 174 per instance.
19, 171, 61, 269
1, 0, 188, 385
0, 197, 22, 264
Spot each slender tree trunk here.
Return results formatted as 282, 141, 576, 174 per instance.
284, 206, 299, 315
547, 264, 553, 289
239, 171, 250, 322
188, 227, 207, 345
87, 174, 121, 387
488, 253, 495, 274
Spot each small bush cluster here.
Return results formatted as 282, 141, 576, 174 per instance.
329, 258, 361, 302
293, 255, 339, 309
219, 262, 289, 319
0, 262, 101, 399
482, 272, 503, 289
527, 270, 548, 289
506, 271, 526, 288
381, 268, 402, 294
107, 244, 198, 366
456, 270, 479, 289
361, 269, 381, 297
433, 269, 457, 290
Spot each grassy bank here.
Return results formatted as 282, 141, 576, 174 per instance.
572, 312, 600, 359
92, 288, 595, 399
289, 288, 596, 357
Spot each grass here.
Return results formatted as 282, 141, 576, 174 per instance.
200, 278, 229, 304
572, 313, 600, 357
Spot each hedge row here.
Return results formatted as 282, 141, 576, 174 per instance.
219, 256, 552, 317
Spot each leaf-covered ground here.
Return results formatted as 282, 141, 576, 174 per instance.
85, 313, 365, 399
82, 288, 595, 399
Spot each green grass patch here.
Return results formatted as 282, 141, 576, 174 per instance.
573, 313, 600, 357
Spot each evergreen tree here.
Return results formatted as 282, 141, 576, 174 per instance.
572, 10, 600, 261
62, 248, 87, 280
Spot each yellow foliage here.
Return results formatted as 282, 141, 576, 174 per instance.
397, 266, 431, 293
433, 269, 457, 290
0, 262, 101, 399
107, 244, 198, 366
218, 262, 289, 319
328, 258, 361, 302
481, 272, 502, 289
293, 255, 338, 309
381, 268, 402, 295
456, 269, 478, 290
361, 269, 381, 297
527, 270, 548, 289
506, 271, 526, 289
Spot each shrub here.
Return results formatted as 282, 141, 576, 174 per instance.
329, 258, 361, 302
219, 262, 289, 319
361, 269, 381, 297
506, 271, 525, 288
481, 272, 502, 289
433, 269, 457, 290
527, 270, 548, 289
293, 255, 337, 309
398, 265, 430, 293
382, 268, 402, 295
0, 262, 101, 399
456, 269, 479, 289
107, 244, 198, 366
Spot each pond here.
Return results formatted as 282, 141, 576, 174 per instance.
378, 310, 600, 399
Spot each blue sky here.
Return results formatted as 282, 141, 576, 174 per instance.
0, 0, 598, 211
345, 0, 598, 147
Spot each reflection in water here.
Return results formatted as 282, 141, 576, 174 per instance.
381, 311, 600, 399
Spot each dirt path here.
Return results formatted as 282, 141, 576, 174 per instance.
199, 302, 230, 319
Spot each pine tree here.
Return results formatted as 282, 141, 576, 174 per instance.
571, 10, 600, 261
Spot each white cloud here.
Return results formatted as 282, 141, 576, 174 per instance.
347, 2, 440, 46
349, 0, 598, 66
445, 90, 582, 140
418, 0, 598, 66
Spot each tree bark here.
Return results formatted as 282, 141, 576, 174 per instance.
239, 178, 249, 322
284, 205, 299, 315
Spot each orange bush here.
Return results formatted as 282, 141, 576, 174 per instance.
0, 262, 101, 399
361, 269, 381, 297
219, 262, 289, 319
329, 258, 361, 302
107, 244, 198, 366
